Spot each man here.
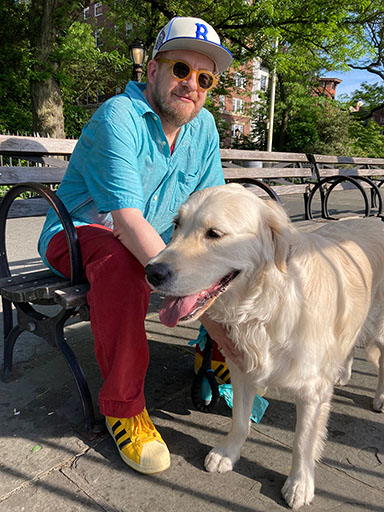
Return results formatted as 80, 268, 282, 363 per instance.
38, 16, 236, 474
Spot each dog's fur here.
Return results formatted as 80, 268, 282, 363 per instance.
145, 184, 384, 509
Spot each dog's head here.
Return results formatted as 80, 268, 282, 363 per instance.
145, 183, 294, 326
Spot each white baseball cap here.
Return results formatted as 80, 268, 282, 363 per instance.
152, 17, 233, 73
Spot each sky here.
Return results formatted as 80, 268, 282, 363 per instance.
324, 68, 381, 98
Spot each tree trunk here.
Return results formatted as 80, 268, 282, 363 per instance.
30, 74, 65, 138
29, 0, 65, 138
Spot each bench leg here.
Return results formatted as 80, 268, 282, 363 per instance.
5, 302, 97, 433
56, 331, 96, 432
2, 298, 13, 339
3, 324, 22, 377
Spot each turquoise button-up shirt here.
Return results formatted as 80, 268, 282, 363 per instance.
38, 81, 225, 271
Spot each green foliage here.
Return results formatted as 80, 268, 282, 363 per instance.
63, 103, 91, 139
2, 0, 384, 143
53, 21, 130, 136
0, 0, 32, 133
307, 104, 354, 155
349, 120, 384, 157
278, 92, 384, 157
343, 81, 384, 121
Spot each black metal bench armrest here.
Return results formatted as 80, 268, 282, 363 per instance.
225, 177, 281, 203
306, 175, 383, 219
0, 182, 83, 284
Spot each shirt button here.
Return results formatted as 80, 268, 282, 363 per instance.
162, 141, 166, 146
154, 195, 158, 201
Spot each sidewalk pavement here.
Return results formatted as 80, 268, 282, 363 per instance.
0, 194, 383, 512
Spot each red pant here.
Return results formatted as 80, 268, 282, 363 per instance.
46, 224, 151, 418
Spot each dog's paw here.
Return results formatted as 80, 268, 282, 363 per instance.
282, 475, 314, 510
204, 448, 235, 473
373, 397, 384, 412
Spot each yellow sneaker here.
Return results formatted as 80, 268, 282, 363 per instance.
106, 409, 170, 474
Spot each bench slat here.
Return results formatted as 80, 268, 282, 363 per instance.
220, 149, 309, 163
317, 168, 384, 177
235, 183, 309, 197
54, 284, 90, 308
0, 269, 55, 287
6, 198, 50, 218
312, 154, 384, 165
223, 167, 312, 179
0, 271, 72, 302
321, 181, 373, 191
271, 184, 309, 195
0, 166, 67, 184
0, 135, 77, 156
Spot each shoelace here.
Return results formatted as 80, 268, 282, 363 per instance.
130, 411, 158, 444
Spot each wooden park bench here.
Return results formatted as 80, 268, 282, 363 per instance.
220, 149, 315, 216
307, 153, 384, 219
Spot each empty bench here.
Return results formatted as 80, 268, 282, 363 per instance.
308, 154, 384, 219
221, 149, 315, 218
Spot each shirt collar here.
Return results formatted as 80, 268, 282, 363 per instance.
125, 81, 154, 117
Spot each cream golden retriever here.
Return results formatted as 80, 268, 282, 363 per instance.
145, 184, 384, 510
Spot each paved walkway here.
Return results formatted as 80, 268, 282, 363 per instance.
0, 194, 383, 511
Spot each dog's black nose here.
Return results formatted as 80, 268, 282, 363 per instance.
145, 262, 174, 288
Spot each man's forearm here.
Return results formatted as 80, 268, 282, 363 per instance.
112, 208, 166, 266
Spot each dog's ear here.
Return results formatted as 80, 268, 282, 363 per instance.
264, 200, 291, 273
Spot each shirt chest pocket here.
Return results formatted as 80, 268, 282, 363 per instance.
170, 169, 200, 212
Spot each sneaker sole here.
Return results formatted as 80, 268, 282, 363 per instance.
106, 418, 171, 474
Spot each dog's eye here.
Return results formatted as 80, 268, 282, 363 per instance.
206, 228, 222, 239
173, 217, 180, 230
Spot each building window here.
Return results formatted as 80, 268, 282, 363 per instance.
94, 29, 103, 47
94, 2, 102, 16
232, 97, 244, 113
83, 7, 90, 19
232, 124, 243, 138
260, 75, 268, 91
233, 72, 246, 89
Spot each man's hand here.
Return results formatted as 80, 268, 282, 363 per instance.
200, 313, 243, 369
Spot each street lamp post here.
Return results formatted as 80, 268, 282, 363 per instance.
130, 40, 146, 82
267, 37, 279, 152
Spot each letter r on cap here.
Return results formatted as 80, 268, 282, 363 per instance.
195, 23, 208, 40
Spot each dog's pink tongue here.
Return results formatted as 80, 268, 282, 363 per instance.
159, 294, 200, 327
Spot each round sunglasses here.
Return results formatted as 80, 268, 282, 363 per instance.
156, 58, 219, 92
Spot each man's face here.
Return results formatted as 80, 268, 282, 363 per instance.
149, 50, 216, 128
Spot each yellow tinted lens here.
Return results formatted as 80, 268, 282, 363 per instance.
198, 72, 214, 90
173, 61, 191, 79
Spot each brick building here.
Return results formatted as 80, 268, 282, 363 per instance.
316, 77, 342, 99
218, 61, 269, 147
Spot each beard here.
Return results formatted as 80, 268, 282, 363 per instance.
151, 82, 204, 127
